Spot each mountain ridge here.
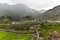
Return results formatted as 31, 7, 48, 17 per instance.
0, 3, 40, 20
40, 5, 60, 21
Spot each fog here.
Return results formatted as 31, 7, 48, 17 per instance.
0, 0, 60, 10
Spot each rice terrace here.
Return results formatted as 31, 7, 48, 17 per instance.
0, 17, 60, 40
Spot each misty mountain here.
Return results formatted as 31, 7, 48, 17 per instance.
40, 5, 60, 21
38, 9, 47, 13
0, 3, 40, 20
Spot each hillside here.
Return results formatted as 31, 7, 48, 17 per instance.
0, 3, 40, 20
39, 5, 60, 21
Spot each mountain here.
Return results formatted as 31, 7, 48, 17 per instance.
0, 3, 40, 20
39, 5, 60, 21
38, 9, 47, 13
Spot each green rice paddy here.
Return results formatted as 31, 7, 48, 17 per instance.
0, 31, 32, 40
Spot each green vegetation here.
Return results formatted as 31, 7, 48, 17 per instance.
19, 34, 32, 40
0, 31, 32, 40
0, 22, 60, 40
0, 21, 40, 30
0, 31, 8, 40
40, 22, 60, 40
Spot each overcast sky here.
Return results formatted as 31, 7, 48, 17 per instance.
0, 0, 60, 10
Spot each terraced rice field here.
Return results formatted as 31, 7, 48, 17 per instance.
0, 31, 32, 40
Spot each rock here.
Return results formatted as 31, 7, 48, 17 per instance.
39, 37, 44, 40
49, 31, 60, 40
